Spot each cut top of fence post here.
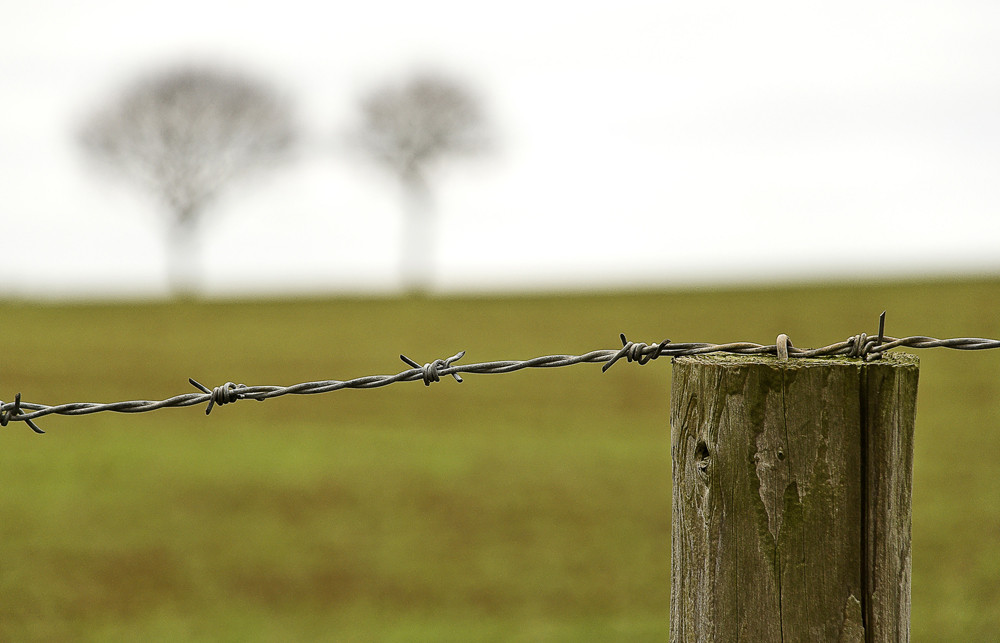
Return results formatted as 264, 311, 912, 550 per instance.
669, 352, 918, 642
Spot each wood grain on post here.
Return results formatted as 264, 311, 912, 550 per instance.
669, 353, 918, 642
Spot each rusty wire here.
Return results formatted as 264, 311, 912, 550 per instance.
4, 313, 1000, 433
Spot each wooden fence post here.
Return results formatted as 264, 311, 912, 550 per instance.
669, 353, 918, 642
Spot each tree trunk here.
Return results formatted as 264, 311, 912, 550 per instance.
399, 171, 434, 295
167, 209, 200, 297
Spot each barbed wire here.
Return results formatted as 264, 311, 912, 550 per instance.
3, 313, 1000, 433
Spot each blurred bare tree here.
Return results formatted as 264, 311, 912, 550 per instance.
79, 66, 296, 296
353, 71, 490, 294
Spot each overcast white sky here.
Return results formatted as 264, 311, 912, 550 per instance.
3, 1, 1000, 298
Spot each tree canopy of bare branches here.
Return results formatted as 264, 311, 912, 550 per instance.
353, 72, 490, 293
79, 65, 296, 294
357, 72, 489, 184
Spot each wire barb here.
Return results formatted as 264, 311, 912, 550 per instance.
399, 351, 466, 385
602, 334, 670, 372
189, 379, 251, 415
874, 311, 887, 360
0, 393, 45, 434
839, 312, 888, 361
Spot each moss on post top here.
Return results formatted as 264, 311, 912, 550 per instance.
672, 351, 919, 370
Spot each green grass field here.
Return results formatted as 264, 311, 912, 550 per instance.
2, 277, 999, 641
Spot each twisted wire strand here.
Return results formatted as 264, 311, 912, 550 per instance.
4, 325, 1000, 432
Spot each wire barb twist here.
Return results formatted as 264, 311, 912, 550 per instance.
188, 379, 251, 415
602, 334, 671, 372
400, 351, 466, 385
0, 393, 44, 434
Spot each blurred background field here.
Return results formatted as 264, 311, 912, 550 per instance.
2, 277, 999, 641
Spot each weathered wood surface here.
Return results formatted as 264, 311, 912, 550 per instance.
669, 353, 918, 642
